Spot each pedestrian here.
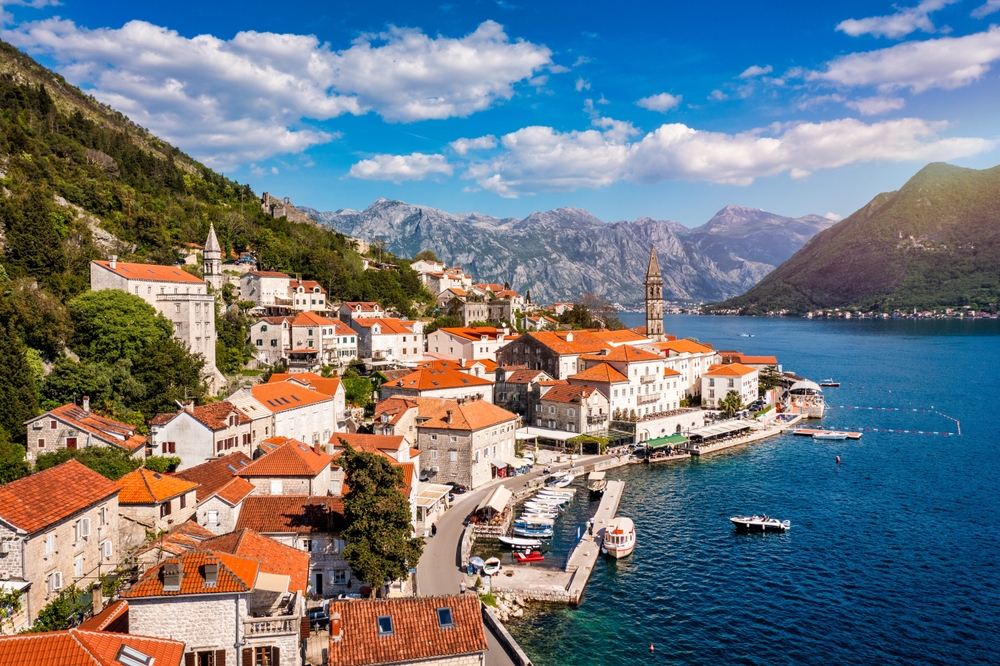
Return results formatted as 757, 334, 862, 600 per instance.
460, 581, 466, 594
431, 523, 437, 537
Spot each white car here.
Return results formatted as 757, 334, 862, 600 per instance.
522, 453, 535, 466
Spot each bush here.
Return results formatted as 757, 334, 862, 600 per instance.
143, 456, 181, 473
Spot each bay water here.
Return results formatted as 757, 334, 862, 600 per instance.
507, 315, 1000, 665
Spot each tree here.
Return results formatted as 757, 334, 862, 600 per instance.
577, 292, 624, 330
35, 445, 142, 480
68, 290, 172, 363
720, 390, 743, 417
143, 456, 181, 473
758, 365, 782, 397
2, 187, 66, 281
0, 427, 29, 484
343, 374, 374, 409
25, 585, 89, 633
413, 249, 438, 262
338, 443, 423, 594
0, 324, 39, 444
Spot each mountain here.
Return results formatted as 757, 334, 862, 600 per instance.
306, 201, 834, 307
712, 163, 1000, 314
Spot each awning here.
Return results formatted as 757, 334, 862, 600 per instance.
0, 580, 30, 593
477, 486, 512, 513
688, 420, 753, 439
646, 434, 690, 449
515, 426, 578, 442
490, 458, 507, 468
415, 484, 452, 508
254, 572, 289, 594
509, 457, 529, 468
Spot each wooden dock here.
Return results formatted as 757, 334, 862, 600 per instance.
789, 428, 863, 439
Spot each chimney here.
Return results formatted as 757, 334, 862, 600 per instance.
162, 560, 183, 591
446, 410, 453, 424
330, 612, 343, 643
82, 396, 90, 413
108, 255, 117, 269
183, 400, 195, 414
459, 359, 466, 368
566, 332, 574, 342
203, 558, 219, 587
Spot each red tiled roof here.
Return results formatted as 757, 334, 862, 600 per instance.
93, 259, 204, 284
0, 629, 184, 666
580, 345, 662, 363
291, 311, 337, 327
590, 329, 650, 344
501, 368, 551, 384
116, 468, 199, 504
237, 439, 333, 478
174, 453, 253, 502
0, 460, 119, 534
77, 599, 128, 632
123, 550, 259, 598
290, 278, 326, 293
135, 521, 216, 560
201, 529, 309, 594
437, 327, 517, 342
540, 385, 601, 403
537, 379, 569, 387
236, 496, 345, 534
386, 367, 493, 391
30, 403, 146, 452
250, 382, 330, 412
373, 397, 418, 426
342, 301, 382, 310
568, 363, 629, 383
655, 339, 715, 354
327, 595, 487, 666
268, 372, 343, 397
419, 399, 517, 431
163, 401, 252, 431
351, 318, 415, 335
704, 363, 758, 377
333, 433, 406, 457
525, 331, 610, 355
721, 352, 778, 365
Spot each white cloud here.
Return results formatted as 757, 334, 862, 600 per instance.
836, 0, 959, 39
739, 64, 773, 78
575, 77, 591, 91
449, 135, 497, 155
0, 0, 57, 23
709, 89, 728, 101
972, 0, 1000, 18
795, 94, 846, 110
636, 92, 682, 112
825, 212, 844, 221
808, 27, 1000, 92
460, 116, 992, 196
846, 95, 906, 115
573, 56, 592, 67
1, 18, 552, 168
348, 152, 453, 182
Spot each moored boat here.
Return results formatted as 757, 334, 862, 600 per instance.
587, 471, 607, 497
498, 536, 542, 548
513, 550, 545, 564
812, 432, 849, 440
482, 557, 502, 576
551, 474, 576, 488
601, 517, 636, 559
730, 514, 790, 532
513, 517, 555, 537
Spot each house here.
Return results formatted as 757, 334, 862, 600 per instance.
351, 318, 424, 364
288, 277, 328, 312
536, 384, 610, 435
0, 628, 185, 666
23, 399, 146, 465
338, 301, 385, 325
570, 345, 684, 420
224, 392, 276, 442
327, 595, 487, 666
200, 529, 310, 595
416, 396, 519, 489
90, 254, 219, 387
523, 314, 559, 331
493, 367, 553, 419
134, 521, 217, 571
590, 328, 653, 348
653, 339, 721, 398
426, 326, 517, 362
701, 363, 760, 409
123, 549, 301, 666
227, 382, 336, 447
174, 453, 257, 535
718, 351, 780, 371
496, 330, 610, 379
372, 397, 423, 444
451, 294, 514, 327
424, 270, 472, 296
410, 259, 445, 280
289, 312, 358, 367
116, 469, 199, 550
236, 437, 334, 496
148, 401, 253, 471
248, 316, 291, 367
235, 496, 350, 597
268, 372, 348, 432
0, 461, 120, 633
240, 270, 292, 311
378, 366, 494, 403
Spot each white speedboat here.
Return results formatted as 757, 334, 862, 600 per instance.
551, 474, 576, 488
522, 503, 561, 515
545, 471, 568, 485
537, 489, 574, 498
730, 514, 791, 532
601, 517, 636, 559
498, 536, 542, 548
812, 432, 848, 441
530, 495, 569, 505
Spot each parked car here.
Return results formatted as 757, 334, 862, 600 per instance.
307, 605, 330, 631
446, 482, 468, 494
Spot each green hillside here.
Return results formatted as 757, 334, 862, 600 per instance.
713, 163, 1000, 314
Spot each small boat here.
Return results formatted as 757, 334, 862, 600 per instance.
513, 550, 545, 564
522, 504, 561, 515
730, 514, 790, 532
529, 495, 568, 505
482, 557, 502, 576
498, 536, 542, 548
513, 517, 555, 537
819, 379, 840, 387
601, 517, 636, 559
551, 474, 576, 488
537, 488, 575, 497
587, 471, 607, 497
545, 471, 568, 485
812, 432, 849, 440
739, 333, 754, 338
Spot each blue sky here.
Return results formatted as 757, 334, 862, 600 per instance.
3, 0, 999, 225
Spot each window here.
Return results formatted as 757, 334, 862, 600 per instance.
535, 405, 541, 412
302, 539, 313, 552
48, 571, 62, 592
115, 645, 156, 666
709, 378, 715, 387
431, 450, 437, 459
728, 379, 735, 388
179, 494, 187, 509
76, 517, 91, 540
437, 607, 455, 628
450, 436, 457, 443
333, 569, 349, 585
100, 506, 108, 526
568, 409, 575, 417
46, 533, 55, 554
256, 339, 263, 346
548, 406, 555, 414
270, 479, 283, 495
377, 615, 395, 636
261, 325, 268, 332
449, 451, 457, 462
333, 538, 346, 553
75, 555, 83, 577
102, 540, 113, 560
160, 501, 172, 518
38, 438, 45, 448
162, 441, 176, 454
50, 420, 57, 429
270, 339, 277, 347
249, 646, 279, 666
207, 510, 219, 525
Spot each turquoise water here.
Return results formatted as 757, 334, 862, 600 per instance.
507, 315, 1000, 665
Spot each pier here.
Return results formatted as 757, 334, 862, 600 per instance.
490, 479, 625, 605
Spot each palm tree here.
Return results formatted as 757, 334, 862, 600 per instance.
719, 390, 743, 417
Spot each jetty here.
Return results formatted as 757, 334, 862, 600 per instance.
680, 418, 795, 456
489, 479, 625, 605
789, 428, 863, 439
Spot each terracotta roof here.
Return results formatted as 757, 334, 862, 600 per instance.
238, 439, 333, 478
77, 599, 128, 632
373, 397, 418, 426
351, 318, 416, 335
248, 270, 290, 278
333, 433, 406, 456
501, 368, 550, 384
397, 462, 415, 495
378, 368, 414, 383
590, 329, 650, 344
124, 550, 260, 598
704, 363, 758, 377
290, 278, 326, 293
0, 629, 185, 666
476, 359, 499, 373
495, 289, 520, 299
568, 363, 629, 383
201, 529, 310, 594
580, 345, 662, 363
720, 352, 779, 365
291, 311, 337, 327
116, 468, 199, 505
419, 399, 517, 431
216, 477, 257, 504
327, 595, 487, 666
135, 521, 216, 560
540, 385, 601, 403
268, 372, 343, 397
663, 367, 681, 376
250, 382, 331, 412
151, 401, 251, 431
386, 367, 493, 392
342, 302, 382, 311
0, 460, 120, 534
525, 331, 610, 355
30, 403, 146, 452
93, 259, 205, 284
437, 327, 516, 342
236, 495, 345, 534
537, 379, 569, 387
174, 453, 253, 502
655, 339, 715, 355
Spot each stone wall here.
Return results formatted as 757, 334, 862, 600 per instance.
23, 415, 125, 464
194, 496, 244, 535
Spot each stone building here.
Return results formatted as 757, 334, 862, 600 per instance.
227, 382, 336, 447
645, 246, 665, 341
495, 330, 610, 379
536, 384, 610, 434
338, 301, 385, 325
0, 461, 120, 633
653, 339, 721, 398
261, 191, 312, 223
0, 628, 185, 666
493, 367, 552, 419
174, 453, 257, 536
426, 326, 517, 362
203, 222, 223, 291
327, 595, 487, 666
236, 438, 334, 496
123, 549, 300, 666
378, 366, 494, 404
568, 345, 683, 420
350, 318, 424, 364
248, 316, 291, 366
240, 270, 292, 311
115, 469, 200, 551
148, 401, 254, 471
23, 399, 146, 465
201, 529, 310, 595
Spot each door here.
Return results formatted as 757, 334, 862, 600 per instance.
314, 572, 323, 595
66, 437, 77, 450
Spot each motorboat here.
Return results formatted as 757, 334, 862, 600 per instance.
587, 471, 607, 497
550, 474, 576, 488
498, 536, 542, 549
812, 432, 849, 440
522, 503, 561, 515
513, 518, 554, 538
545, 471, 568, 485
819, 379, 840, 387
513, 550, 545, 563
537, 488, 575, 497
530, 495, 569, 505
730, 514, 790, 532
482, 557, 502, 576
601, 517, 636, 559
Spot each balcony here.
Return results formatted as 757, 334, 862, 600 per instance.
637, 393, 660, 405
586, 414, 607, 424
244, 591, 301, 637
244, 616, 300, 637
639, 375, 657, 384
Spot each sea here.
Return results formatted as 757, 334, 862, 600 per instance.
506, 314, 1000, 665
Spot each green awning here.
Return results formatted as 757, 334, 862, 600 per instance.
646, 434, 689, 449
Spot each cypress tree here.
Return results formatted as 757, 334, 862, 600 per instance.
4, 187, 65, 280
0, 325, 39, 444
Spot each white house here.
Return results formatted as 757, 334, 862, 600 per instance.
226, 382, 336, 447
654, 339, 722, 398
427, 326, 517, 362
378, 366, 494, 403
338, 301, 385, 325
240, 270, 292, 308
567, 345, 684, 421
148, 401, 253, 470
701, 363, 759, 409
23, 399, 147, 464
351, 318, 424, 364
249, 316, 291, 367
266, 372, 348, 432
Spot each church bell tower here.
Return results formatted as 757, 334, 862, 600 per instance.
203, 223, 223, 291
645, 246, 664, 341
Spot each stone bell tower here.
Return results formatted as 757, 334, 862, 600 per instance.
203, 223, 223, 291
645, 246, 664, 341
